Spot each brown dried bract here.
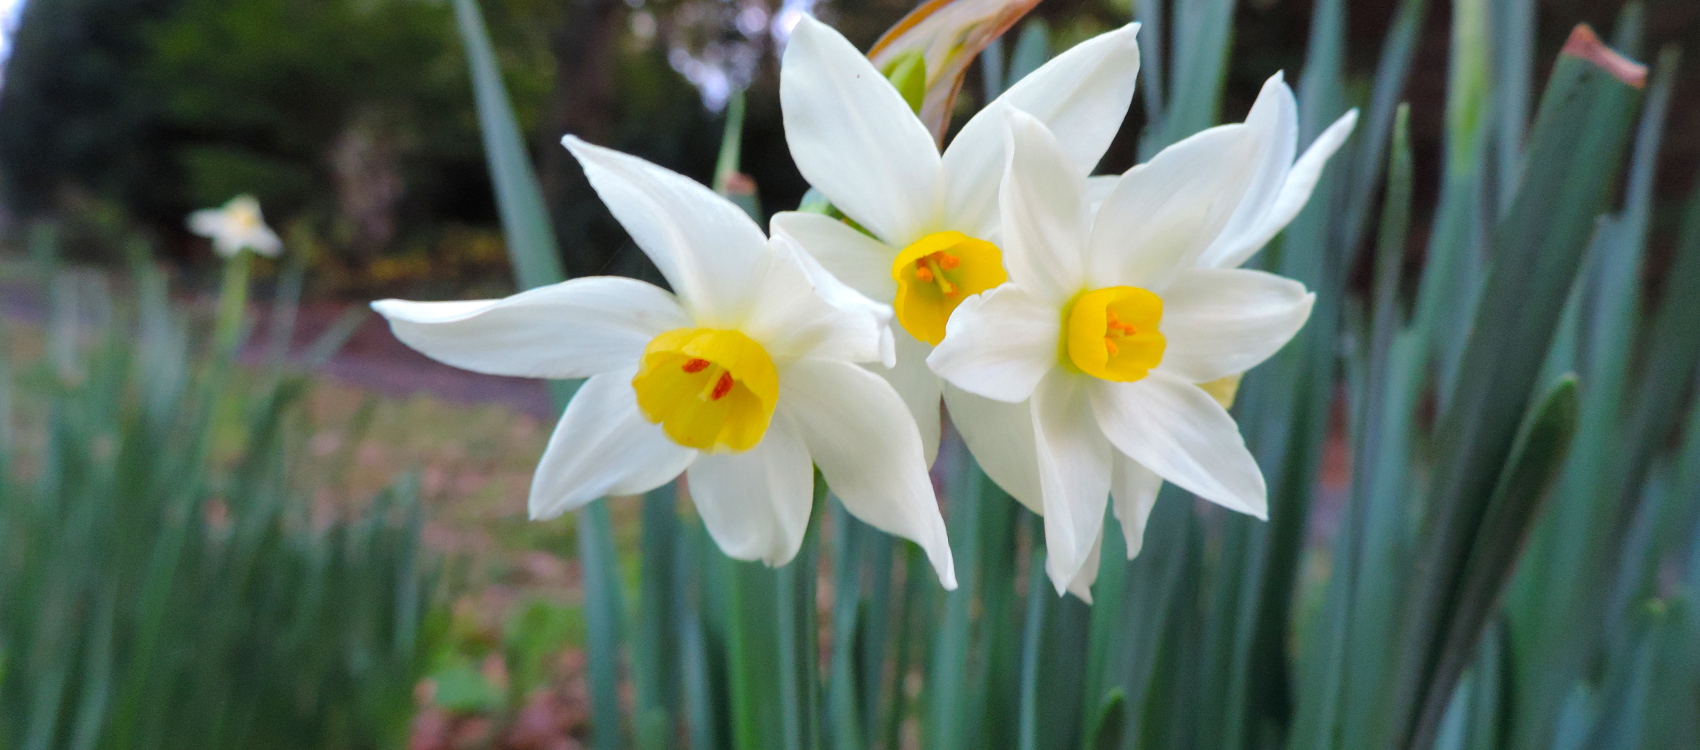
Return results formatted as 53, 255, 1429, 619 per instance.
868, 0, 1045, 144
1561, 24, 1648, 89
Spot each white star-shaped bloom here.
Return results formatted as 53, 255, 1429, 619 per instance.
929, 94, 1353, 597
187, 194, 283, 258
770, 15, 1143, 464
373, 138, 956, 588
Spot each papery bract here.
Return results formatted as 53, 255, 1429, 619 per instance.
865, 0, 1045, 142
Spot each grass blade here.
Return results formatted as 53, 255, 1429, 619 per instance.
1408, 377, 1581, 749
1390, 26, 1645, 750
449, 0, 564, 290
1157, 0, 1235, 149
925, 455, 986, 750
578, 501, 628, 750
1134, 0, 1164, 126
1493, 0, 1536, 211
827, 504, 865, 750
1340, 0, 1427, 253
1017, 546, 1046, 750
1007, 20, 1051, 86
635, 484, 682, 749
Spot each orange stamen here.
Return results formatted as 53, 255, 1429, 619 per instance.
711, 372, 734, 401
924, 257, 957, 296
682, 358, 710, 373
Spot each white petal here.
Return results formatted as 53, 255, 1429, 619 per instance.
1111, 454, 1164, 558
939, 23, 1142, 239
687, 411, 815, 566
876, 333, 944, 465
188, 209, 227, 238
995, 23, 1141, 174
781, 16, 941, 245
372, 277, 688, 379
1065, 532, 1103, 603
1031, 372, 1113, 594
999, 110, 1090, 304
1199, 74, 1299, 269
770, 211, 900, 303
242, 225, 285, 257
782, 359, 957, 589
1089, 372, 1266, 519
1085, 176, 1118, 216
529, 368, 697, 519
927, 284, 1058, 403
563, 136, 771, 325
1087, 124, 1260, 288
1206, 109, 1359, 270
1157, 268, 1315, 383
743, 236, 889, 365
942, 385, 1042, 514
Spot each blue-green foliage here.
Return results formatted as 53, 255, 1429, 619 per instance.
0, 258, 438, 750
455, 1, 1700, 749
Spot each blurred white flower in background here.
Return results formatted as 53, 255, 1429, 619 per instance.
769, 0, 818, 44
654, 0, 820, 111
0, 0, 28, 84
187, 194, 284, 258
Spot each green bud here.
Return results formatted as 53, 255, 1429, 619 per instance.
881, 49, 928, 114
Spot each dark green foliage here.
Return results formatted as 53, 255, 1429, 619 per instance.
0, 0, 186, 216
0, 0, 499, 263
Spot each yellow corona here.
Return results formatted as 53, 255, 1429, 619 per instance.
632, 328, 779, 452
1062, 286, 1166, 382
889, 231, 1007, 345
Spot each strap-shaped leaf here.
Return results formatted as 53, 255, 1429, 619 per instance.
451, 0, 565, 291
1409, 377, 1580, 748
1085, 689, 1126, 750
1391, 25, 1645, 750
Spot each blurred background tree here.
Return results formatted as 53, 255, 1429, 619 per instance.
0, 0, 513, 285
0, 0, 1694, 292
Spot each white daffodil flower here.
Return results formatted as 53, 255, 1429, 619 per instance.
188, 194, 284, 258
770, 15, 1141, 464
372, 137, 956, 589
1089, 70, 1361, 414
929, 104, 1350, 598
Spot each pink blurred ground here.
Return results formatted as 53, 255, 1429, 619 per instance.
264, 299, 559, 420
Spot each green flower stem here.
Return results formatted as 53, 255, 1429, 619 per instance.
211, 250, 252, 364
1016, 547, 1046, 750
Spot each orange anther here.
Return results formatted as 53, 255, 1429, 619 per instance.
682, 358, 710, 373
711, 371, 735, 401
915, 265, 935, 283
1106, 311, 1137, 335
938, 253, 960, 270
1105, 339, 1119, 356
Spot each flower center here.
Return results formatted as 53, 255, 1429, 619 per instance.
230, 203, 262, 232
632, 328, 778, 452
1061, 286, 1166, 382
890, 231, 1007, 346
